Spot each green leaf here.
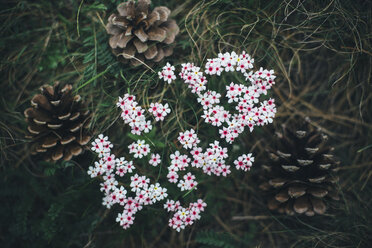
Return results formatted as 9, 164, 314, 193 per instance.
127, 127, 166, 148
44, 167, 56, 176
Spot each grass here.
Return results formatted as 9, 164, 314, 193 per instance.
0, 0, 371, 247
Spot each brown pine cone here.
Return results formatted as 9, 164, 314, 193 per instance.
259, 119, 340, 216
24, 82, 92, 161
106, 0, 179, 66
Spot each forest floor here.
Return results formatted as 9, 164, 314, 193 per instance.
0, 0, 371, 247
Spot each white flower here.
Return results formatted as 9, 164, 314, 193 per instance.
178, 129, 200, 149
159, 63, 176, 84
148, 102, 171, 121
128, 140, 150, 159
149, 153, 161, 166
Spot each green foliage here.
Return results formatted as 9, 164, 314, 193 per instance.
40, 161, 75, 176
196, 231, 237, 248
39, 44, 67, 71
79, 25, 121, 86
0, 163, 102, 248
196, 225, 256, 248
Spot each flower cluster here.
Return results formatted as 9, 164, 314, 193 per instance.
128, 140, 150, 158
233, 153, 254, 171
89, 135, 171, 230
148, 102, 171, 121
115, 158, 135, 176
179, 63, 208, 93
177, 172, 198, 191
158, 62, 176, 84
166, 130, 236, 193
167, 151, 190, 185
190, 140, 231, 176
165, 199, 207, 232
178, 129, 200, 149
117, 174, 168, 229
117, 94, 173, 135
87, 51, 276, 233
180, 51, 277, 143
90, 134, 210, 231
117, 94, 152, 135
91, 134, 113, 158
204, 51, 254, 74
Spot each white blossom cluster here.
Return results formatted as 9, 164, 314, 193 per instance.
233, 153, 254, 171
89, 135, 169, 230
158, 62, 176, 84
87, 52, 278, 232
117, 94, 152, 135
177, 129, 200, 149
179, 51, 277, 143
167, 132, 234, 192
148, 102, 171, 121
165, 199, 207, 232
117, 94, 171, 135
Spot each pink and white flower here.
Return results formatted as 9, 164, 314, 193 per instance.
149, 153, 161, 166
128, 140, 150, 159
159, 63, 176, 84
178, 129, 200, 149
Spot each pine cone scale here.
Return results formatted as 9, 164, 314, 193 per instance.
107, 23, 123, 35
52, 145, 64, 161
33, 114, 52, 125
310, 197, 326, 214
77, 135, 91, 145
60, 135, 76, 145
288, 186, 306, 198
47, 123, 62, 129
69, 112, 80, 121
308, 187, 328, 198
153, 7, 170, 22
118, 34, 133, 49
133, 39, 148, 53
27, 122, 46, 134
109, 35, 120, 49
294, 196, 309, 214
146, 11, 160, 27
31, 94, 52, 111
121, 45, 136, 59
275, 190, 289, 203
134, 27, 148, 42
153, 47, 165, 62
269, 178, 286, 187
112, 16, 130, 28
136, 0, 150, 14
281, 165, 300, 172
42, 136, 58, 148
70, 144, 83, 155
144, 45, 158, 59
117, 2, 135, 18
148, 27, 167, 42
308, 175, 326, 183
50, 99, 61, 106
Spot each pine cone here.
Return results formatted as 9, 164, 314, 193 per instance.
24, 82, 92, 161
259, 120, 340, 216
106, 0, 179, 66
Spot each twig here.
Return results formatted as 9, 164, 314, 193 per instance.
232, 215, 272, 221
